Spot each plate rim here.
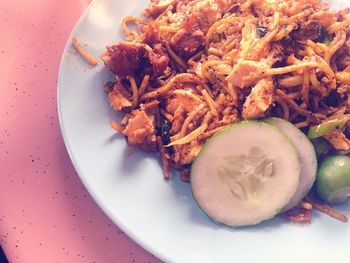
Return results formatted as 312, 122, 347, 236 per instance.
56, 1, 170, 262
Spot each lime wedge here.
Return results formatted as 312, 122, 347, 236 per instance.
311, 138, 332, 159
316, 155, 350, 204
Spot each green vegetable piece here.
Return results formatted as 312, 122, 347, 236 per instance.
316, 155, 350, 204
311, 138, 333, 159
307, 114, 350, 139
320, 27, 333, 45
256, 25, 267, 38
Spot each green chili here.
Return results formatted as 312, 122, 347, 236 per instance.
307, 114, 350, 139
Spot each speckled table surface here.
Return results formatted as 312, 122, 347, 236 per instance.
0, 1, 161, 262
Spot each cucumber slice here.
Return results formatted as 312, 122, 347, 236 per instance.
191, 121, 300, 227
265, 118, 317, 211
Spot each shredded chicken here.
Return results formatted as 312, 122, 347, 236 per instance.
143, 0, 177, 18
108, 82, 132, 111
122, 109, 157, 150
170, 0, 234, 57
166, 89, 202, 114
227, 60, 269, 88
242, 79, 274, 119
101, 42, 168, 79
324, 130, 350, 150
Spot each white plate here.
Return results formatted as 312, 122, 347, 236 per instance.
58, 1, 350, 262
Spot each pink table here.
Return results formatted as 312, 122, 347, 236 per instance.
0, 1, 161, 262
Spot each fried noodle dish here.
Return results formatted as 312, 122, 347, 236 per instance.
100, 0, 350, 223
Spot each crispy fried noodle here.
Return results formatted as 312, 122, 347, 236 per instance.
100, 0, 350, 222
